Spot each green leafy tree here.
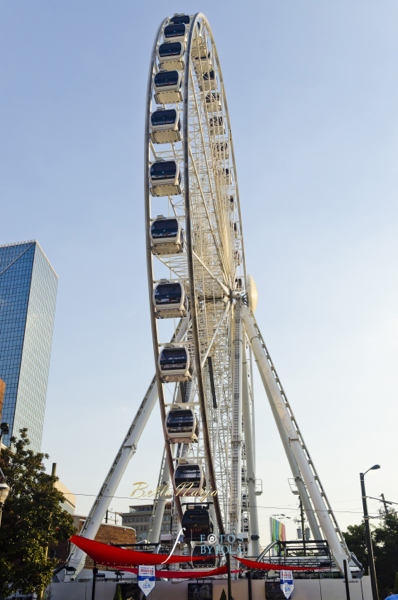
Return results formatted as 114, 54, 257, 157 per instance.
343, 511, 398, 599
373, 511, 398, 598
343, 522, 369, 572
0, 429, 76, 595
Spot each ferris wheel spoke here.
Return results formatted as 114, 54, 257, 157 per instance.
153, 253, 187, 280
187, 69, 217, 201
192, 251, 229, 296
188, 145, 229, 281
200, 301, 231, 368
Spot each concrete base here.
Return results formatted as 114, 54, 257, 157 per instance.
45, 576, 372, 600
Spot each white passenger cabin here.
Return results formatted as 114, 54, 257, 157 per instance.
198, 70, 218, 92
205, 92, 222, 113
191, 37, 207, 60
151, 108, 181, 144
173, 460, 206, 494
150, 216, 184, 255
165, 406, 198, 443
159, 345, 192, 383
213, 141, 229, 160
169, 14, 191, 27
163, 23, 188, 44
209, 116, 225, 136
220, 168, 232, 185
158, 42, 185, 72
154, 70, 183, 104
153, 280, 188, 319
234, 250, 241, 266
150, 160, 181, 197
193, 51, 213, 74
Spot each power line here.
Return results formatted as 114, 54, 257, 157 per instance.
68, 492, 389, 516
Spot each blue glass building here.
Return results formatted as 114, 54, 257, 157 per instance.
0, 241, 58, 452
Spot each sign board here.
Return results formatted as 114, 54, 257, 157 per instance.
270, 517, 287, 556
138, 565, 156, 597
280, 570, 294, 599
264, 581, 285, 599
188, 582, 213, 600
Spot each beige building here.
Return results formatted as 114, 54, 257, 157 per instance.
121, 502, 172, 541
55, 480, 76, 515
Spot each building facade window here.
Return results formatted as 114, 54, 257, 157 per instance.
0, 241, 58, 452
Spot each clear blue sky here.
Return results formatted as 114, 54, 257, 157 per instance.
1, 0, 397, 544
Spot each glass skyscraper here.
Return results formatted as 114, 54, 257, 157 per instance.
0, 241, 58, 452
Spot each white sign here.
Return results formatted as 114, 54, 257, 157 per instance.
280, 570, 294, 599
138, 565, 156, 597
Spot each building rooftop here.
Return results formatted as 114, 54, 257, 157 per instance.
0, 239, 58, 278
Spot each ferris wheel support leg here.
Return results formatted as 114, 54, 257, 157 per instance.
267, 399, 322, 542
150, 453, 171, 543
241, 305, 350, 576
242, 339, 261, 557
68, 376, 159, 579
68, 317, 190, 580
230, 301, 243, 538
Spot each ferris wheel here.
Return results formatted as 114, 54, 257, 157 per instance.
66, 12, 361, 582
144, 11, 252, 546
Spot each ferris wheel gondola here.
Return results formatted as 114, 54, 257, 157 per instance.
169, 14, 191, 26
182, 503, 214, 542
153, 71, 183, 104
159, 346, 192, 383
153, 280, 188, 319
150, 216, 184, 255
158, 42, 185, 71
163, 24, 188, 44
173, 461, 206, 493
165, 407, 198, 443
149, 160, 181, 196
151, 109, 181, 144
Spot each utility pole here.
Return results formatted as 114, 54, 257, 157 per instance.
380, 494, 389, 516
360, 471, 379, 600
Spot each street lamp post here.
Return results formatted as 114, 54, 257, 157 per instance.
360, 465, 380, 600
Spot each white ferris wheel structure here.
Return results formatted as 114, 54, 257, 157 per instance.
67, 12, 362, 581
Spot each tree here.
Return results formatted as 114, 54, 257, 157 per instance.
219, 590, 227, 600
373, 511, 398, 598
343, 511, 398, 599
0, 428, 76, 595
343, 522, 368, 572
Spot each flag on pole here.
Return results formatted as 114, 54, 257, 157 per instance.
138, 565, 156, 597
280, 570, 294, 599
